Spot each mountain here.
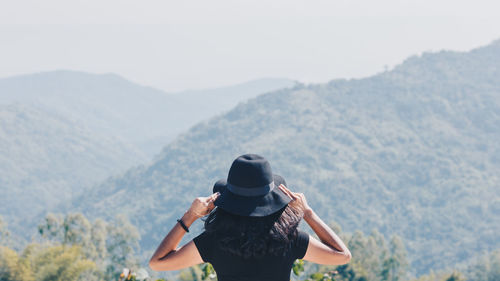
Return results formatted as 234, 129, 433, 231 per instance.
0, 71, 296, 158
0, 70, 295, 244
0, 103, 143, 232
70, 39, 500, 274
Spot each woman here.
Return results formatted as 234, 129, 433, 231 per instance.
149, 154, 351, 280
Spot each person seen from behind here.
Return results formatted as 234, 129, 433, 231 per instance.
149, 153, 351, 281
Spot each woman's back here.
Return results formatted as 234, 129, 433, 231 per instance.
195, 186, 306, 281
193, 229, 310, 281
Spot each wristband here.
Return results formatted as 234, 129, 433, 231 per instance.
177, 218, 189, 232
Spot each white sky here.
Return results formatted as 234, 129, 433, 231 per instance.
1, 0, 499, 92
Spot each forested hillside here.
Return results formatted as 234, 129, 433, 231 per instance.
0, 104, 142, 232
72, 39, 500, 275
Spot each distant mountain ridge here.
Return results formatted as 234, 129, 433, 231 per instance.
0, 71, 296, 158
72, 39, 500, 274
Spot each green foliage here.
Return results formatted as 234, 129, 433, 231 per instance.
105, 215, 141, 275
293, 259, 305, 276
443, 272, 466, 281
0, 245, 28, 281
3, 212, 141, 281
411, 270, 466, 281
465, 249, 500, 281
408, 249, 500, 281
307, 272, 331, 281
201, 263, 216, 280
178, 264, 203, 281
300, 248, 500, 281
0, 244, 95, 281
31, 245, 95, 281
178, 263, 221, 281
345, 230, 408, 281
4, 211, 500, 281
381, 236, 409, 281
296, 229, 408, 281
36, 212, 140, 280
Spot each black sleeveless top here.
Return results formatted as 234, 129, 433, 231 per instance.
193, 229, 310, 281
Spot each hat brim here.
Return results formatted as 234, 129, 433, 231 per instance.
213, 174, 292, 217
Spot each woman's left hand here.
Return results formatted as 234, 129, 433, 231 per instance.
187, 192, 221, 219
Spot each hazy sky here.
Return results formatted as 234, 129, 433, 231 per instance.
1, 0, 499, 92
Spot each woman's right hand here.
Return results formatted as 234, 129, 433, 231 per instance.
279, 184, 352, 266
278, 184, 312, 217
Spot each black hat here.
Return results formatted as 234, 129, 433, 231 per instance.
213, 154, 292, 217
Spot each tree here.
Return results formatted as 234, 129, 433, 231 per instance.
0, 244, 95, 281
443, 271, 465, 281
105, 214, 140, 279
488, 250, 500, 281
381, 236, 408, 281
31, 245, 95, 281
293, 229, 410, 281
38, 213, 92, 247
37, 213, 140, 280
0, 245, 27, 281
0, 216, 11, 247
466, 249, 500, 281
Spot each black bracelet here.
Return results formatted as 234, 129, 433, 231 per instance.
177, 219, 189, 232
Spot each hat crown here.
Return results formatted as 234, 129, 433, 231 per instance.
227, 154, 273, 188
213, 154, 292, 216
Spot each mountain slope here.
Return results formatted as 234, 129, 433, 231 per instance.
0, 71, 295, 157
75, 39, 500, 274
0, 103, 143, 228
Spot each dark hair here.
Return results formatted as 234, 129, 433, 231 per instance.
201, 204, 303, 259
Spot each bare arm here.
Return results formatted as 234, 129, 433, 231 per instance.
149, 210, 201, 271
303, 208, 352, 265
149, 193, 220, 271
278, 184, 351, 265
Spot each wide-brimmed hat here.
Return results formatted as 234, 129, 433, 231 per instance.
212, 154, 292, 217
